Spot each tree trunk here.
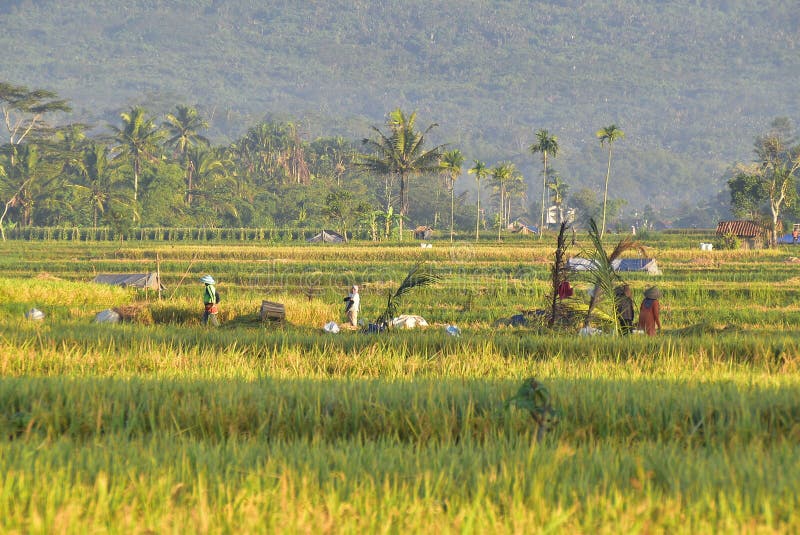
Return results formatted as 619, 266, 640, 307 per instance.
133, 156, 140, 223
450, 178, 455, 242
475, 180, 480, 242
540, 152, 547, 237
186, 161, 194, 205
399, 173, 407, 240
601, 145, 613, 239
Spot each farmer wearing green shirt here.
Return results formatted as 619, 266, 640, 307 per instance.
200, 274, 220, 326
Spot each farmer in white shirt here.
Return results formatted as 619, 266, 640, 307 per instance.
343, 285, 360, 327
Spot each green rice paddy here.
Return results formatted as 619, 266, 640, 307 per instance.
1, 233, 799, 533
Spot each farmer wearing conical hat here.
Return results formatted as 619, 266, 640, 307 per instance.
638, 286, 661, 336
200, 274, 220, 326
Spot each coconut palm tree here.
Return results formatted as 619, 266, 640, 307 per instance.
468, 160, 489, 241
110, 107, 163, 220
439, 149, 464, 242
186, 146, 239, 225
547, 173, 569, 224
66, 142, 118, 227
490, 162, 516, 241
596, 124, 625, 239
505, 172, 527, 225
163, 105, 210, 205
359, 109, 444, 240
530, 129, 559, 237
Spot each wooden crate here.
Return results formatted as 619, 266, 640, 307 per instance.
260, 300, 286, 322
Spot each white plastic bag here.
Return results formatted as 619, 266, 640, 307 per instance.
579, 326, 602, 336
95, 309, 121, 324
25, 308, 45, 321
323, 321, 340, 334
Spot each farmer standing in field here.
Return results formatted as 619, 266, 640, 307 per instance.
201, 274, 220, 326
638, 286, 661, 336
615, 284, 635, 335
343, 285, 360, 327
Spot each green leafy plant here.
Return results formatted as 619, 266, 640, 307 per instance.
505, 378, 559, 443
582, 218, 643, 334
714, 231, 740, 250
375, 262, 440, 326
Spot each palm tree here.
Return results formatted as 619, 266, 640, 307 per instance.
596, 125, 625, 239
163, 105, 210, 205
530, 129, 559, 236
490, 162, 516, 241
66, 142, 117, 227
359, 109, 444, 240
547, 173, 569, 224
440, 149, 464, 242
187, 146, 238, 225
111, 107, 163, 220
468, 160, 489, 241
505, 172, 527, 225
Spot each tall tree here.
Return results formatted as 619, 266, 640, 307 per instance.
0, 82, 71, 146
65, 142, 119, 227
359, 109, 444, 239
439, 149, 464, 242
234, 121, 310, 188
547, 173, 569, 224
596, 124, 625, 239
111, 107, 163, 220
187, 146, 238, 226
731, 123, 800, 246
0, 144, 38, 235
324, 188, 355, 241
163, 105, 209, 205
490, 162, 516, 241
530, 129, 559, 236
468, 159, 489, 241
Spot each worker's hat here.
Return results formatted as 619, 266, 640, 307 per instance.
200, 275, 216, 285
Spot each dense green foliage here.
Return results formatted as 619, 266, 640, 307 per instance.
1, 0, 799, 224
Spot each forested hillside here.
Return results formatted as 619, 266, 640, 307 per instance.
1, 0, 799, 222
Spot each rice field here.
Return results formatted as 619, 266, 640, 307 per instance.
1, 232, 800, 533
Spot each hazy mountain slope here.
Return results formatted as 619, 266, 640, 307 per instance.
1, 0, 798, 216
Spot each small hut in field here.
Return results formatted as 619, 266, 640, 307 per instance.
508, 219, 539, 235
716, 220, 764, 249
307, 230, 346, 243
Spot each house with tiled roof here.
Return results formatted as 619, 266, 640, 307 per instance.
715, 220, 764, 249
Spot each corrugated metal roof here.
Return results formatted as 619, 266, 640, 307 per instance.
93, 273, 165, 290
716, 220, 762, 237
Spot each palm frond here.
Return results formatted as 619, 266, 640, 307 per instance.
582, 218, 642, 332
376, 262, 440, 326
